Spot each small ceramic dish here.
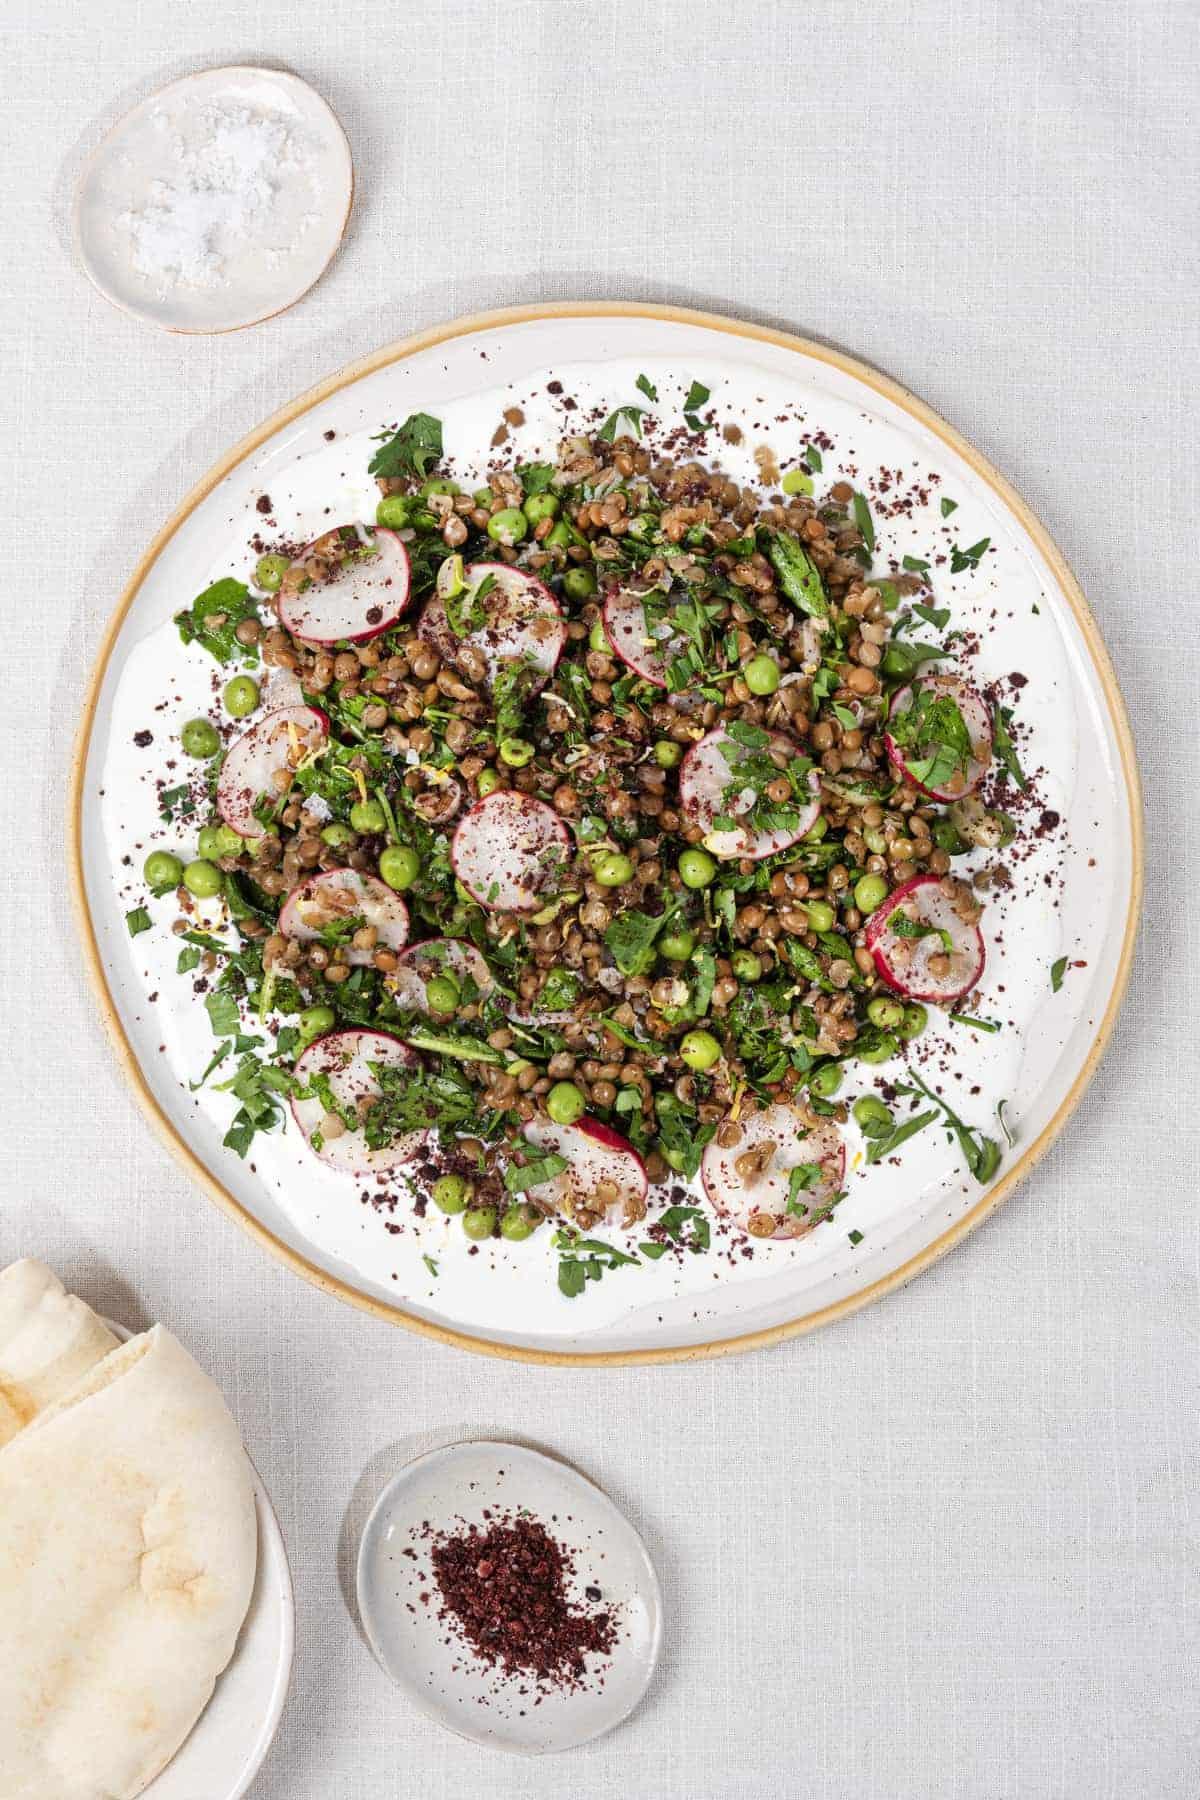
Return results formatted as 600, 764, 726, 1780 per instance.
76, 65, 353, 334
357, 1441, 663, 1753
105, 1320, 295, 1797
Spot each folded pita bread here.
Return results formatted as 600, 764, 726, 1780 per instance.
0, 1318, 257, 1799
0, 1259, 119, 1443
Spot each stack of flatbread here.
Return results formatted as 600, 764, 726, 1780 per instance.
0, 1260, 257, 1799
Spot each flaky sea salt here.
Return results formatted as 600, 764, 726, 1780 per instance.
117, 99, 319, 295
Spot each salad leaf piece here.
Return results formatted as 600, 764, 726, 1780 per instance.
852, 491, 875, 556
554, 1227, 641, 1298
894, 1071, 1002, 1184
125, 906, 151, 936
174, 577, 260, 665
505, 1152, 567, 1194
804, 444, 823, 472
683, 379, 711, 430
949, 536, 990, 573
368, 412, 443, 481
992, 704, 1028, 789
515, 461, 556, 495
635, 373, 658, 402
1050, 956, 1068, 993
597, 406, 649, 443
604, 906, 679, 977
766, 531, 829, 618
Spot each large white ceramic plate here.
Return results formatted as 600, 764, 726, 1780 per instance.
104, 1322, 294, 1798
70, 304, 1142, 1364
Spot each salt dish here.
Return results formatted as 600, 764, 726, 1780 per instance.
75, 66, 353, 334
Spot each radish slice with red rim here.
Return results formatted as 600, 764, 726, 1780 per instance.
701, 1104, 845, 1240
419, 563, 565, 692
279, 869, 410, 965
409, 772, 464, 827
389, 938, 494, 1013
451, 791, 571, 912
216, 704, 328, 839
601, 583, 687, 688
521, 1116, 649, 1229
277, 526, 411, 645
679, 726, 820, 860
864, 872, 986, 1002
884, 673, 992, 801
290, 1029, 423, 1173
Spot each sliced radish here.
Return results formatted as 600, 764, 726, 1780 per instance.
679, 726, 820, 860
279, 869, 410, 965
521, 1116, 649, 1229
451, 791, 571, 912
601, 583, 686, 688
864, 872, 986, 1002
277, 526, 411, 645
290, 1030, 423, 1174
410, 772, 464, 827
702, 1104, 845, 1240
418, 563, 565, 692
884, 673, 992, 801
390, 939, 494, 1013
216, 704, 328, 839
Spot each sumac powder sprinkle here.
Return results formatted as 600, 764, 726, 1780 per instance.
428, 1514, 615, 1689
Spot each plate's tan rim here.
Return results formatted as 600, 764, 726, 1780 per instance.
73, 64, 355, 338
67, 301, 1144, 1366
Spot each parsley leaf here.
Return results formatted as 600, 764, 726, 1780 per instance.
604, 906, 679, 977
174, 577, 260, 665
597, 406, 648, 443
368, 413, 443, 481
204, 989, 241, 1038
766, 530, 829, 618
125, 906, 152, 936
515, 462, 556, 496
1050, 956, 1068, 993
505, 1152, 567, 1194
991, 705, 1027, 789
804, 445, 823, 472
949, 537, 991, 574
852, 491, 875, 556
635, 373, 658, 402
940, 496, 958, 517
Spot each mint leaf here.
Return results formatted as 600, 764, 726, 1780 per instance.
368, 413, 443, 481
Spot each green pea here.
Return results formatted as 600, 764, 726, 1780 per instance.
809, 1061, 843, 1098
420, 477, 460, 497
588, 617, 609, 652
299, 1005, 336, 1041
254, 552, 291, 593
524, 492, 559, 522
379, 844, 419, 890
476, 768, 502, 797
375, 495, 411, 529
744, 655, 781, 696
223, 675, 260, 719
731, 949, 763, 982
680, 1029, 722, 1072
547, 1081, 586, 1126
882, 645, 916, 679
864, 829, 887, 855
592, 851, 634, 888
804, 899, 836, 933
565, 566, 598, 601
181, 718, 220, 759
349, 799, 387, 833
803, 814, 828, 843
182, 859, 222, 899
462, 1206, 497, 1241
782, 467, 814, 496
653, 739, 683, 769
853, 1095, 894, 1134
196, 826, 226, 861
898, 1003, 928, 1040
658, 926, 696, 962
425, 975, 460, 1016
433, 1174, 471, 1214
473, 488, 494, 507
143, 850, 183, 891
857, 1033, 898, 1065
500, 1203, 543, 1242
487, 507, 528, 546
499, 738, 534, 768
321, 822, 357, 848
412, 509, 439, 531
545, 518, 575, 548
867, 996, 904, 1029
678, 847, 716, 889
854, 873, 889, 915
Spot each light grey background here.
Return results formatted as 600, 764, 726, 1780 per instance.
3, 1, 1197, 1794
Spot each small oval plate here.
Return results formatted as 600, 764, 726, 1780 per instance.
357, 1440, 663, 1753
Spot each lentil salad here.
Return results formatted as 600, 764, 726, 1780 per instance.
129, 384, 1033, 1298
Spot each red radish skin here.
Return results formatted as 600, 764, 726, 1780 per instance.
390, 939, 494, 1013
216, 704, 328, 839
279, 869, 410, 965
451, 791, 571, 912
679, 726, 820, 860
702, 1105, 845, 1241
600, 583, 687, 688
864, 872, 986, 1002
419, 563, 565, 693
521, 1116, 649, 1229
290, 1030, 423, 1174
277, 526, 411, 645
884, 673, 993, 801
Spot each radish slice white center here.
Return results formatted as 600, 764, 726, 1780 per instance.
884, 673, 992, 801
277, 526, 411, 645
701, 1105, 844, 1240
390, 939, 494, 1013
279, 869, 410, 965
290, 1030, 422, 1173
864, 873, 986, 1002
419, 563, 565, 691
601, 584, 686, 688
521, 1116, 649, 1228
216, 705, 328, 839
451, 791, 571, 912
679, 727, 820, 860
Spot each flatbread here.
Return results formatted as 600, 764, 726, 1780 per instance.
0, 1259, 119, 1442
0, 1322, 257, 1799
